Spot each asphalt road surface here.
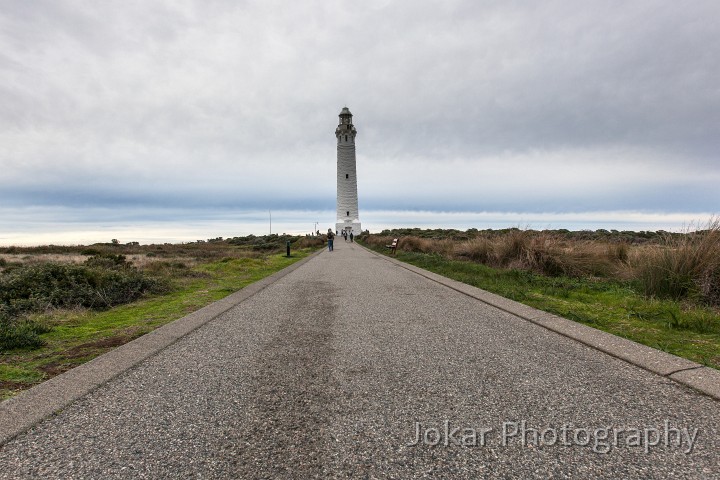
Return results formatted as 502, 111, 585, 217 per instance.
1, 242, 718, 478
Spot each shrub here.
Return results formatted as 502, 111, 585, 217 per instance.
84, 253, 132, 269
0, 310, 51, 350
0, 261, 168, 350
0, 262, 167, 314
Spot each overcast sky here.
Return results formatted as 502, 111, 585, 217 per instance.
1, 1, 719, 244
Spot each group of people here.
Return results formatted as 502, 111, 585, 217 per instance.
326, 229, 353, 251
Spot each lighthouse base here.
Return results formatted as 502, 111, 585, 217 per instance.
336, 220, 362, 236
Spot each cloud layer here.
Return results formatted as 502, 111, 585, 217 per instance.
1, 1, 718, 243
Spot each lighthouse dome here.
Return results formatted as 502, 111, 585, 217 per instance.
339, 107, 352, 116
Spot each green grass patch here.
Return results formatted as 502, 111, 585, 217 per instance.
0, 250, 316, 400
366, 247, 720, 370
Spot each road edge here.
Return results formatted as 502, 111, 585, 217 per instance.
0, 249, 324, 446
364, 246, 720, 401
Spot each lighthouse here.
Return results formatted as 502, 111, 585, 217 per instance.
335, 107, 361, 235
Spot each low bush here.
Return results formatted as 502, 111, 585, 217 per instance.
84, 253, 133, 269
0, 310, 51, 350
0, 263, 165, 314
0, 262, 167, 350
143, 260, 209, 279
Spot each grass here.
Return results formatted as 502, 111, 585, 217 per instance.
362, 246, 720, 370
0, 247, 317, 400
367, 220, 720, 305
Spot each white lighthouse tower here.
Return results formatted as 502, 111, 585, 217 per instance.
335, 107, 361, 235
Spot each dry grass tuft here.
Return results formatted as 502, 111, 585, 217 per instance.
454, 237, 493, 263
295, 236, 326, 248
633, 218, 720, 304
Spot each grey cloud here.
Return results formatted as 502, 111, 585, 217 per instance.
1, 0, 718, 237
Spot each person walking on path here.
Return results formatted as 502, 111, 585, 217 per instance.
327, 229, 335, 251
350, 232, 354, 243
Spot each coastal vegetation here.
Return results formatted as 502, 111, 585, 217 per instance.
3, 223, 719, 399
360, 220, 720, 370
0, 234, 323, 399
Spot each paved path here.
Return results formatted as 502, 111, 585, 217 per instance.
1, 242, 718, 478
